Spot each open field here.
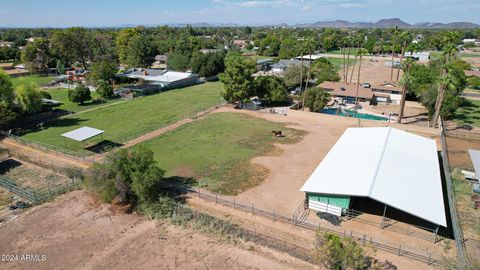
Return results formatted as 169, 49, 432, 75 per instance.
454, 98, 480, 127
136, 112, 305, 195
45, 88, 123, 113
0, 190, 315, 270
11, 75, 55, 88
21, 82, 223, 153
338, 59, 403, 84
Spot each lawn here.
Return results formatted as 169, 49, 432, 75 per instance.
454, 98, 480, 127
11, 75, 56, 88
22, 82, 224, 153
326, 57, 356, 70
135, 112, 305, 195
45, 88, 123, 113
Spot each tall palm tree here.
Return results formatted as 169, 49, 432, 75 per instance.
302, 39, 315, 111
342, 37, 347, 82
397, 58, 414, 123
354, 48, 368, 118
349, 35, 361, 83
345, 35, 352, 83
395, 32, 412, 82
432, 37, 458, 128
390, 27, 400, 81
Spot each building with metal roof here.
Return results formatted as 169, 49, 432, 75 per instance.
300, 127, 447, 228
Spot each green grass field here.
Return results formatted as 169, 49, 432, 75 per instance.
135, 112, 305, 195
45, 88, 123, 113
326, 57, 356, 70
454, 98, 480, 127
22, 82, 224, 153
11, 75, 55, 88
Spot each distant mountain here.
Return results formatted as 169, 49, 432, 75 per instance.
295, 18, 479, 29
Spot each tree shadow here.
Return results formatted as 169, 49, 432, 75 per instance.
317, 212, 342, 226
160, 176, 198, 202
46, 117, 87, 128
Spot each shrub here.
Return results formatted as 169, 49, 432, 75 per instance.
68, 84, 92, 104
39, 90, 52, 100
96, 80, 114, 98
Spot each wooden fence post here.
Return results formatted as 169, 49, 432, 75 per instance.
398, 245, 402, 256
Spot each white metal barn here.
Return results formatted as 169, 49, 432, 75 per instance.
300, 127, 447, 229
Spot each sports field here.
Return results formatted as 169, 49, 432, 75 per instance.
135, 112, 305, 195
22, 82, 224, 153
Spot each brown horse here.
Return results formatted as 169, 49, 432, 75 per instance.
271, 130, 283, 137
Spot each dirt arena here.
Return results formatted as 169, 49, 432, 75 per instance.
0, 190, 317, 270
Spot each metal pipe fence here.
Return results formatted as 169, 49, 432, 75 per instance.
192, 188, 446, 268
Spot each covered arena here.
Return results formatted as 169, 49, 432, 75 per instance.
300, 127, 448, 239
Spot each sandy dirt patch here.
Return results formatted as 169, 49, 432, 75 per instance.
0, 190, 316, 270
340, 59, 404, 85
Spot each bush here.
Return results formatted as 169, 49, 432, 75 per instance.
39, 90, 52, 99
68, 84, 92, 104
91, 96, 106, 104
96, 80, 114, 98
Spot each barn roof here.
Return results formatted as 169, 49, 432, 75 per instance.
300, 127, 447, 227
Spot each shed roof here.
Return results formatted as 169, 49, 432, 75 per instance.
300, 127, 447, 227
61, 127, 104, 142
468, 149, 480, 176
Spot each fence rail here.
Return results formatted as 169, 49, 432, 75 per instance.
192, 188, 445, 268
0, 100, 227, 160
0, 131, 95, 163
445, 130, 480, 141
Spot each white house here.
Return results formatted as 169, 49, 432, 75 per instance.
404, 51, 430, 61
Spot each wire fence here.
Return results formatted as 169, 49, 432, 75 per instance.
439, 120, 467, 264
191, 188, 446, 268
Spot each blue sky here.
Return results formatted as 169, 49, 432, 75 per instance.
1, 0, 479, 27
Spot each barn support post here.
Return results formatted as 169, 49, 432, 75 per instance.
433, 225, 440, 243
381, 204, 388, 228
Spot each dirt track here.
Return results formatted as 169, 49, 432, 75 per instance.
0, 190, 316, 270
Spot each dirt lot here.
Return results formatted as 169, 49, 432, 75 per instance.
340, 59, 404, 84
0, 190, 316, 270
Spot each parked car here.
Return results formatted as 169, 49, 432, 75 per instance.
251, 98, 262, 106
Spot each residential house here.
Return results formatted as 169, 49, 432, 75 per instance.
233, 39, 247, 48
66, 69, 90, 82
116, 68, 199, 97
256, 58, 273, 71
199, 48, 223, 54
292, 54, 324, 62
404, 51, 430, 61
319, 81, 403, 105
0, 41, 14, 47
271, 59, 309, 74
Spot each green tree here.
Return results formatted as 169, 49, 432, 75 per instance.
125, 34, 156, 68
283, 63, 309, 88
85, 145, 165, 205
190, 51, 225, 77
96, 80, 114, 98
219, 53, 255, 103
90, 60, 117, 83
15, 82, 43, 114
56, 60, 66, 75
468, 76, 480, 89
253, 76, 289, 105
0, 102, 18, 130
167, 52, 191, 71
312, 232, 368, 270
21, 38, 52, 73
116, 28, 141, 64
311, 58, 341, 84
68, 84, 92, 105
51, 27, 93, 69
303, 87, 330, 112
0, 71, 16, 109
